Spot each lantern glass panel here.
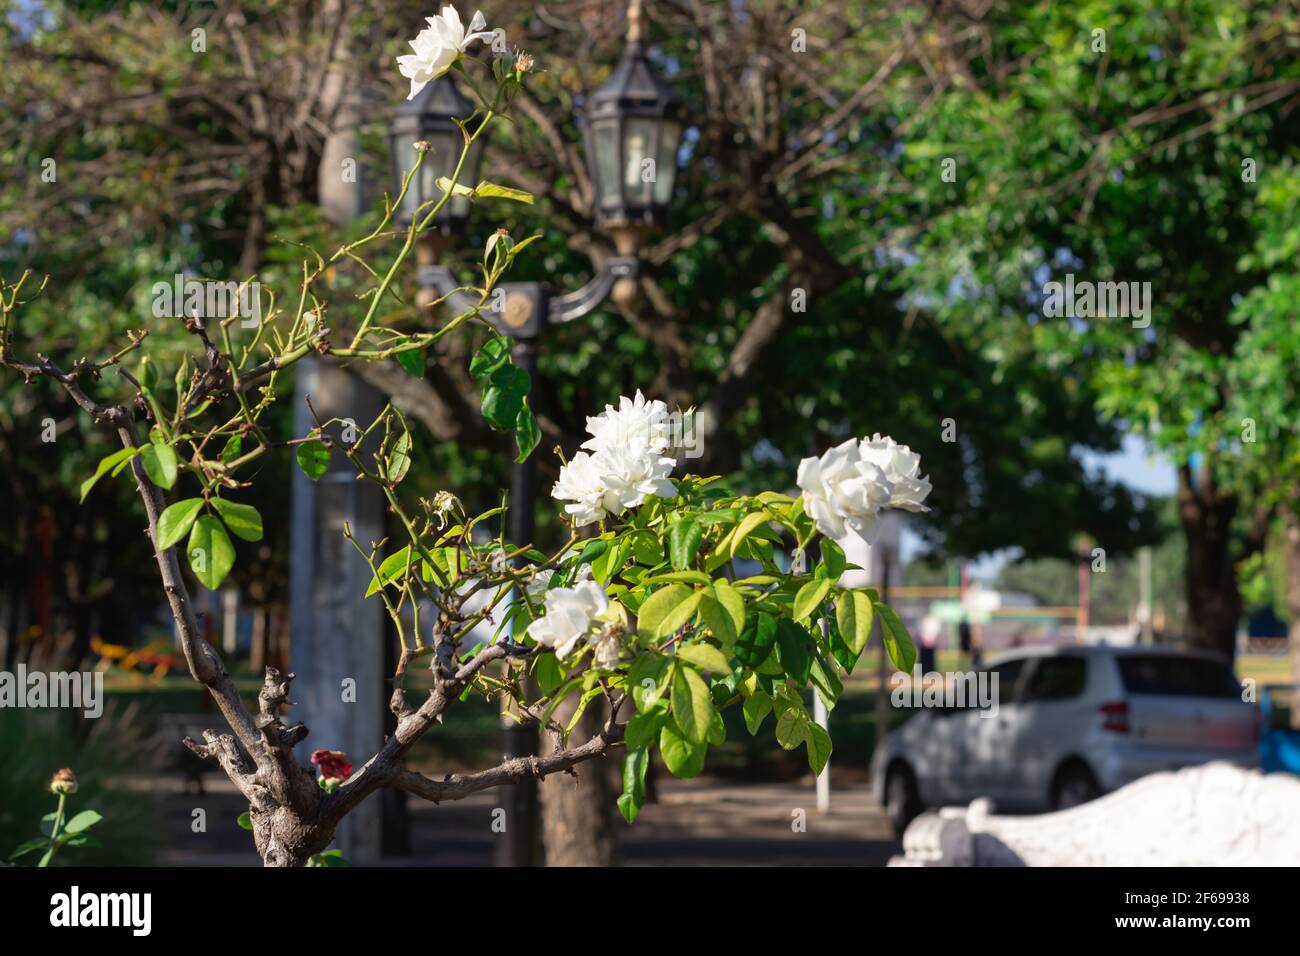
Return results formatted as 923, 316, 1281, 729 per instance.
592, 121, 620, 208
622, 118, 659, 205
652, 121, 681, 206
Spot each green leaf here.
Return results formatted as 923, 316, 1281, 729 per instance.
395, 348, 425, 376
675, 642, 732, 674
187, 515, 236, 590
79, 447, 139, 502
156, 498, 205, 550
697, 509, 740, 526
836, 589, 874, 656
671, 665, 715, 744
296, 440, 330, 480
635, 584, 691, 639
668, 517, 704, 571
624, 707, 667, 751
434, 176, 476, 198
618, 746, 650, 823
514, 405, 540, 463
8, 837, 51, 861
641, 571, 712, 587
742, 692, 773, 735
730, 511, 770, 558
659, 720, 706, 779
734, 611, 777, 668
366, 546, 422, 596
878, 603, 917, 673
630, 531, 664, 566
387, 427, 412, 485
810, 655, 843, 712
211, 499, 263, 542
819, 539, 846, 581
628, 653, 670, 712
708, 708, 726, 745
236, 812, 254, 831
697, 595, 738, 651
481, 364, 530, 431
219, 435, 243, 464
793, 577, 832, 623
711, 578, 746, 636
469, 336, 510, 381
63, 810, 103, 835
474, 180, 535, 204
532, 652, 563, 695
775, 708, 808, 750
774, 618, 813, 683
60, 832, 101, 849
139, 442, 178, 490
657, 589, 704, 638
806, 722, 833, 775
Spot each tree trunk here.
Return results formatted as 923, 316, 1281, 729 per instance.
251, 807, 335, 868
1284, 512, 1300, 729
1177, 464, 1242, 661
540, 698, 616, 866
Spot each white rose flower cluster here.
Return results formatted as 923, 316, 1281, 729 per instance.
397, 7, 494, 100
551, 391, 677, 527
797, 434, 931, 543
525, 579, 609, 659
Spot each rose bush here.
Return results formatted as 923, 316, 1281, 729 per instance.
0, 13, 928, 863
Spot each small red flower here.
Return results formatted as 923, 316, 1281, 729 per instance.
310, 749, 352, 781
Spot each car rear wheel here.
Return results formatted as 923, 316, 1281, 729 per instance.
1051, 763, 1101, 810
885, 763, 922, 836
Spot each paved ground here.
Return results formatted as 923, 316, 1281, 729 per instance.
148, 773, 899, 866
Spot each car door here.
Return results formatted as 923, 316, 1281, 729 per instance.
910, 703, 971, 804
960, 657, 1029, 804
1006, 653, 1091, 808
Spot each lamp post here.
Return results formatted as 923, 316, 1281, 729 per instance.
387, 0, 682, 866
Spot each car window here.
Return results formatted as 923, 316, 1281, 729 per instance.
1117, 655, 1241, 699
1022, 656, 1087, 701
981, 658, 1027, 705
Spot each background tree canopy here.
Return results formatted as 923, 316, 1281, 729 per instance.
2, 0, 1298, 665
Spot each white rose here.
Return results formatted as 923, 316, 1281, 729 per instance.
551, 452, 610, 527
582, 390, 673, 455
796, 438, 895, 542
524, 562, 591, 602
591, 439, 677, 515
397, 7, 495, 101
525, 580, 609, 659
551, 441, 677, 528
859, 434, 932, 512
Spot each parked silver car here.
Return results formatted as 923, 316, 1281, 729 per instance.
870, 645, 1260, 834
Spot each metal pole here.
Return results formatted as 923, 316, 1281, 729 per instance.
1138, 545, 1153, 644
495, 335, 541, 866
814, 617, 831, 814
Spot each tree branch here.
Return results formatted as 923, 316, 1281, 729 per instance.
391, 721, 625, 804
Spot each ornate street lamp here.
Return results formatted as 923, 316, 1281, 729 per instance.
386, 1, 684, 867
582, 9, 682, 234
387, 75, 483, 234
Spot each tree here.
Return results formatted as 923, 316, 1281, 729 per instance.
2, 36, 924, 866
875, 0, 1300, 657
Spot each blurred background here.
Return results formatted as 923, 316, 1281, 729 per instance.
1, 0, 1298, 865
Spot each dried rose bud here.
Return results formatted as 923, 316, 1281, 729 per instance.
50, 767, 78, 796
310, 749, 352, 783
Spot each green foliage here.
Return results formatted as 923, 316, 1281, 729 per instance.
0, 709, 158, 866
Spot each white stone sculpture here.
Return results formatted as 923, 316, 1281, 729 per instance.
889, 762, 1300, 866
